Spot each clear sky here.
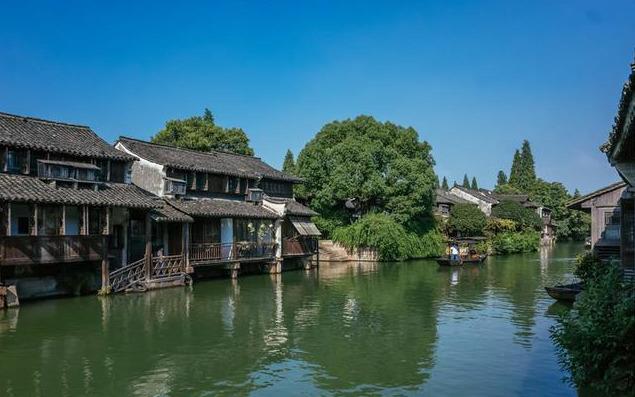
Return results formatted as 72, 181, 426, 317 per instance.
1, 1, 633, 194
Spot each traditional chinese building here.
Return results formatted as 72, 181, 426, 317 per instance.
601, 59, 635, 271
115, 137, 319, 279
0, 113, 160, 301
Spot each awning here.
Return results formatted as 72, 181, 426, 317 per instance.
290, 216, 321, 236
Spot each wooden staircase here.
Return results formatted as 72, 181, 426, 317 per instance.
319, 240, 351, 262
108, 255, 190, 293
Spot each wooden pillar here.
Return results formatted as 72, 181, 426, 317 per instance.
6, 203, 11, 237
31, 204, 38, 236
25, 149, 31, 175
183, 222, 191, 273
3, 147, 7, 172
106, 160, 111, 182
101, 235, 109, 290
144, 212, 152, 281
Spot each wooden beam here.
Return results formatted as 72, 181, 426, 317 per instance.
61, 205, 66, 235
145, 212, 152, 281
6, 203, 11, 237
32, 204, 38, 236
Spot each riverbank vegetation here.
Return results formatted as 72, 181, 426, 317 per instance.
552, 254, 635, 395
295, 116, 441, 260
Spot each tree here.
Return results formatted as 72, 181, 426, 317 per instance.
441, 177, 449, 190
509, 140, 536, 192
530, 179, 590, 240
509, 150, 522, 189
496, 170, 508, 187
462, 174, 470, 188
151, 109, 254, 155
295, 115, 436, 234
471, 176, 478, 190
282, 149, 296, 175
447, 203, 487, 236
491, 200, 542, 231
435, 175, 440, 188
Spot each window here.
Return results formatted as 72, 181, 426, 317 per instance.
110, 161, 127, 183
10, 204, 32, 235
38, 206, 62, 236
208, 174, 225, 192
196, 172, 207, 191
89, 208, 103, 235
6, 149, 27, 174
186, 172, 196, 190
605, 210, 620, 226
165, 178, 186, 195
227, 177, 239, 193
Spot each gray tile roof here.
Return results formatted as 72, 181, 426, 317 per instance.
0, 112, 135, 161
117, 137, 302, 182
264, 196, 319, 216
151, 201, 193, 223
0, 173, 158, 208
435, 189, 469, 205
166, 198, 278, 219
601, 60, 634, 160
452, 186, 499, 204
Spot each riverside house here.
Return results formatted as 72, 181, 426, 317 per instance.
115, 137, 320, 279
0, 113, 159, 301
447, 186, 556, 244
601, 60, 635, 272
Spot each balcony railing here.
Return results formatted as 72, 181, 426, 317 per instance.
189, 242, 275, 264
282, 238, 316, 257
0, 235, 104, 266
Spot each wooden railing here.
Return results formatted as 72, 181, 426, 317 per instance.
282, 238, 315, 256
151, 255, 185, 278
189, 242, 275, 264
109, 257, 146, 292
0, 235, 103, 266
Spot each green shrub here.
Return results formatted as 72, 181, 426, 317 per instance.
447, 203, 487, 237
491, 200, 542, 231
485, 217, 517, 235
490, 231, 539, 254
552, 262, 635, 395
332, 213, 444, 261
574, 252, 604, 281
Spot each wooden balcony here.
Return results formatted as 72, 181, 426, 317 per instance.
282, 238, 316, 257
189, 242, 275, 265
0, 235, 104, 266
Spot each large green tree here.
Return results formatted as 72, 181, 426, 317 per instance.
471, 176, 479, 190
151, 108, 254, 155
295, 115, 436, 234
530, 179, 590, 240
441, 176, 449, 190
509, 140, 536, 192
282, 149, 296, 175
447, 203, 487, 237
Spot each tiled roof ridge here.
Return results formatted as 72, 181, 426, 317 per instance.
118, 136, 263, 160
0, 111, 90, 129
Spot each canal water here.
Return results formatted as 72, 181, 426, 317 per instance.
0, 243, 584, 396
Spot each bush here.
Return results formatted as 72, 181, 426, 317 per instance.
491, 200, 542, 231
552, 262, 635, 395
447, 203, 487, 237
485, 218, 517, 235
332, 213, 444, 261
490, 231, 539, 254
574, 252, 603, 281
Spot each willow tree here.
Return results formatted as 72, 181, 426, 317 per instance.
151, 108, 254, 155
295, 115, 436, 234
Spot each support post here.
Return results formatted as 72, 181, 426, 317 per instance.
145, 212, 152, 281
101, 235, 109, 291
183, 222, 192, 273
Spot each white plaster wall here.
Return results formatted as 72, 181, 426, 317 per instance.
115, 142, 166, 197
448, 188, 492, 216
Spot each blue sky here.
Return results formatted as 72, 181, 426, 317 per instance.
1, 1, 633, 193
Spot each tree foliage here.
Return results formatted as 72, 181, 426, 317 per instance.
332, 213, 444, 261
462, 174, 470, 188
441, 176, 449, 190
496, 170, 508, 187
509, 140, 536, 192
447, 203, 487, 237
471, 176, 478, 190
295, 115, 436, 232
282, 149, 296, 175
151, 108, 254, 155
491, 200, 542, 231
552, 256, 635, 395
491, 231, 540, 254
530, 179, 590, 240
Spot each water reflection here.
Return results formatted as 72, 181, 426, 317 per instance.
0, 244, 581, 396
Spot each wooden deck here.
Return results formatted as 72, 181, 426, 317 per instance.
0, 235, 104, 266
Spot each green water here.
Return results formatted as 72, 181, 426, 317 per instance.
0, 243, 583, 396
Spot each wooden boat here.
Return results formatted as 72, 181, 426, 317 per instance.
544, 282, 583, 302
436, 254, 487, 266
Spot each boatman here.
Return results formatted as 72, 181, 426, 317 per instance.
450, 244, 460, 262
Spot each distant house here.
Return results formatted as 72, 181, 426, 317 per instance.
434, 189, 469, 217
567, 181, 627, 259
447, 186, 555, 243
448, 186, 498, 215
601, 60, 634, 270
